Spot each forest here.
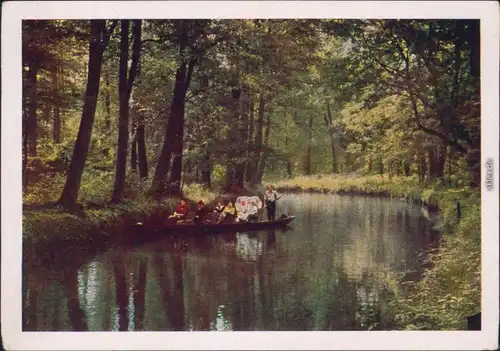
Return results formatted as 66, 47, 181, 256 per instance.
22, 19, 480, 207
22, 19, 482, 331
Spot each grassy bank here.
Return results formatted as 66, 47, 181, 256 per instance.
23, 173, 221, 263
275, 174, 481, 330
22, 170, 264, 264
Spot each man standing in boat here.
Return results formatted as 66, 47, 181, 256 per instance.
264, 184, 279, 221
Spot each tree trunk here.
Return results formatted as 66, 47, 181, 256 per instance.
251, 93, 265, 185
200, 150, 211, 188
58, 20, 109, 209
23, 115, 29, 191
428, 142, 446, 180
112, 20, 141, 202
466, 148, 480, 187
403, 158, 411, 177
467, 20, 480, 79
167, 57, 196, 196
324, 102, 338, 174
26, 61, 39, 157
131, 132, 138, 171
418, 152, 426, 182
257, 111, 271, 183
130, 107, 138, 172
285, 136, 292, 178
137, 111, 148, 179
224, 85, 246, 191
447, 148, 454, 186
52, 69, 61, 143
105, 73, 111, 131
436, 144, 447, 179
378, 156, 384, 176
151, 21, 196, 198
306, 115, 313, 175
111, 20, 131, 202
245, 98, 255, 183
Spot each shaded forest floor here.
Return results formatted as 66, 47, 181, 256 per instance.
274, 174, 481, 330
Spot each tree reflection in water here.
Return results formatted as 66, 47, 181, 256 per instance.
23, 194, 435, 331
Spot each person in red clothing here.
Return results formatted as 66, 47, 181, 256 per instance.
169, 199, 189, 222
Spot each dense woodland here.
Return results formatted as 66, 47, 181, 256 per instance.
22, 19, 480, 208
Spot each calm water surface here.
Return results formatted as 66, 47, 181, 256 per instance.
23, 194, 438, 331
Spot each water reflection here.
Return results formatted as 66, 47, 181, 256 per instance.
23, 194, 436, 331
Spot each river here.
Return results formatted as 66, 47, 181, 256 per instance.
23, 193, 438, 331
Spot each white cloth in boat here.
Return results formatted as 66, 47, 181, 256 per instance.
235, 196, 263, 221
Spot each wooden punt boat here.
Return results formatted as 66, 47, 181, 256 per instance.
134, 215, 295, 234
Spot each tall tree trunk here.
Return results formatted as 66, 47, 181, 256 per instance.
252, 93, 265, 184
436, 143, 447, 179
378, 156, 384, 176
104, 73, 111, 131
403, 158, 411, 177
151, 21, 196, 198
130, 132, 138, 171
137, 111, 148, 179
418, 152, 426, 182
111, 20, 131, 202
58, 20, 112, 209
225, 85, 246, 191
23, 115, 29, 192
257, 111, 271, 183
428, 142, 446, 180
166, 57, 197, 196
306, 115, 313, 175
200, 150, 211, 188
112, 20, 141, 202
22, 68, 29, 191
245, 98, 255, 183
52, 69, 61, 143
285, 136, 292, 178
447, 148, 454, 186
130, 107, 138, 172
467, 20, 480, 80
466, 148, 480, 187
26, 61, 39, 157
325, 101, 338, 174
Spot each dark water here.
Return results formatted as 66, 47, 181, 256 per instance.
23, 194, 438, 331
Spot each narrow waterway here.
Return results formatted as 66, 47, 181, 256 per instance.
23, 193, 438, 331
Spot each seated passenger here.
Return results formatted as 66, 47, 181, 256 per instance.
168, 199, 189, 223
194, 200, 208, 224
220, 202, 237, 223
213, 201, 225, 222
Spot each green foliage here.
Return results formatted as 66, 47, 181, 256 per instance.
211, 164, 226, 184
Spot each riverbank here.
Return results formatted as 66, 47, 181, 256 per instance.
23, 180, 265, 266
275, 174, 481, 330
